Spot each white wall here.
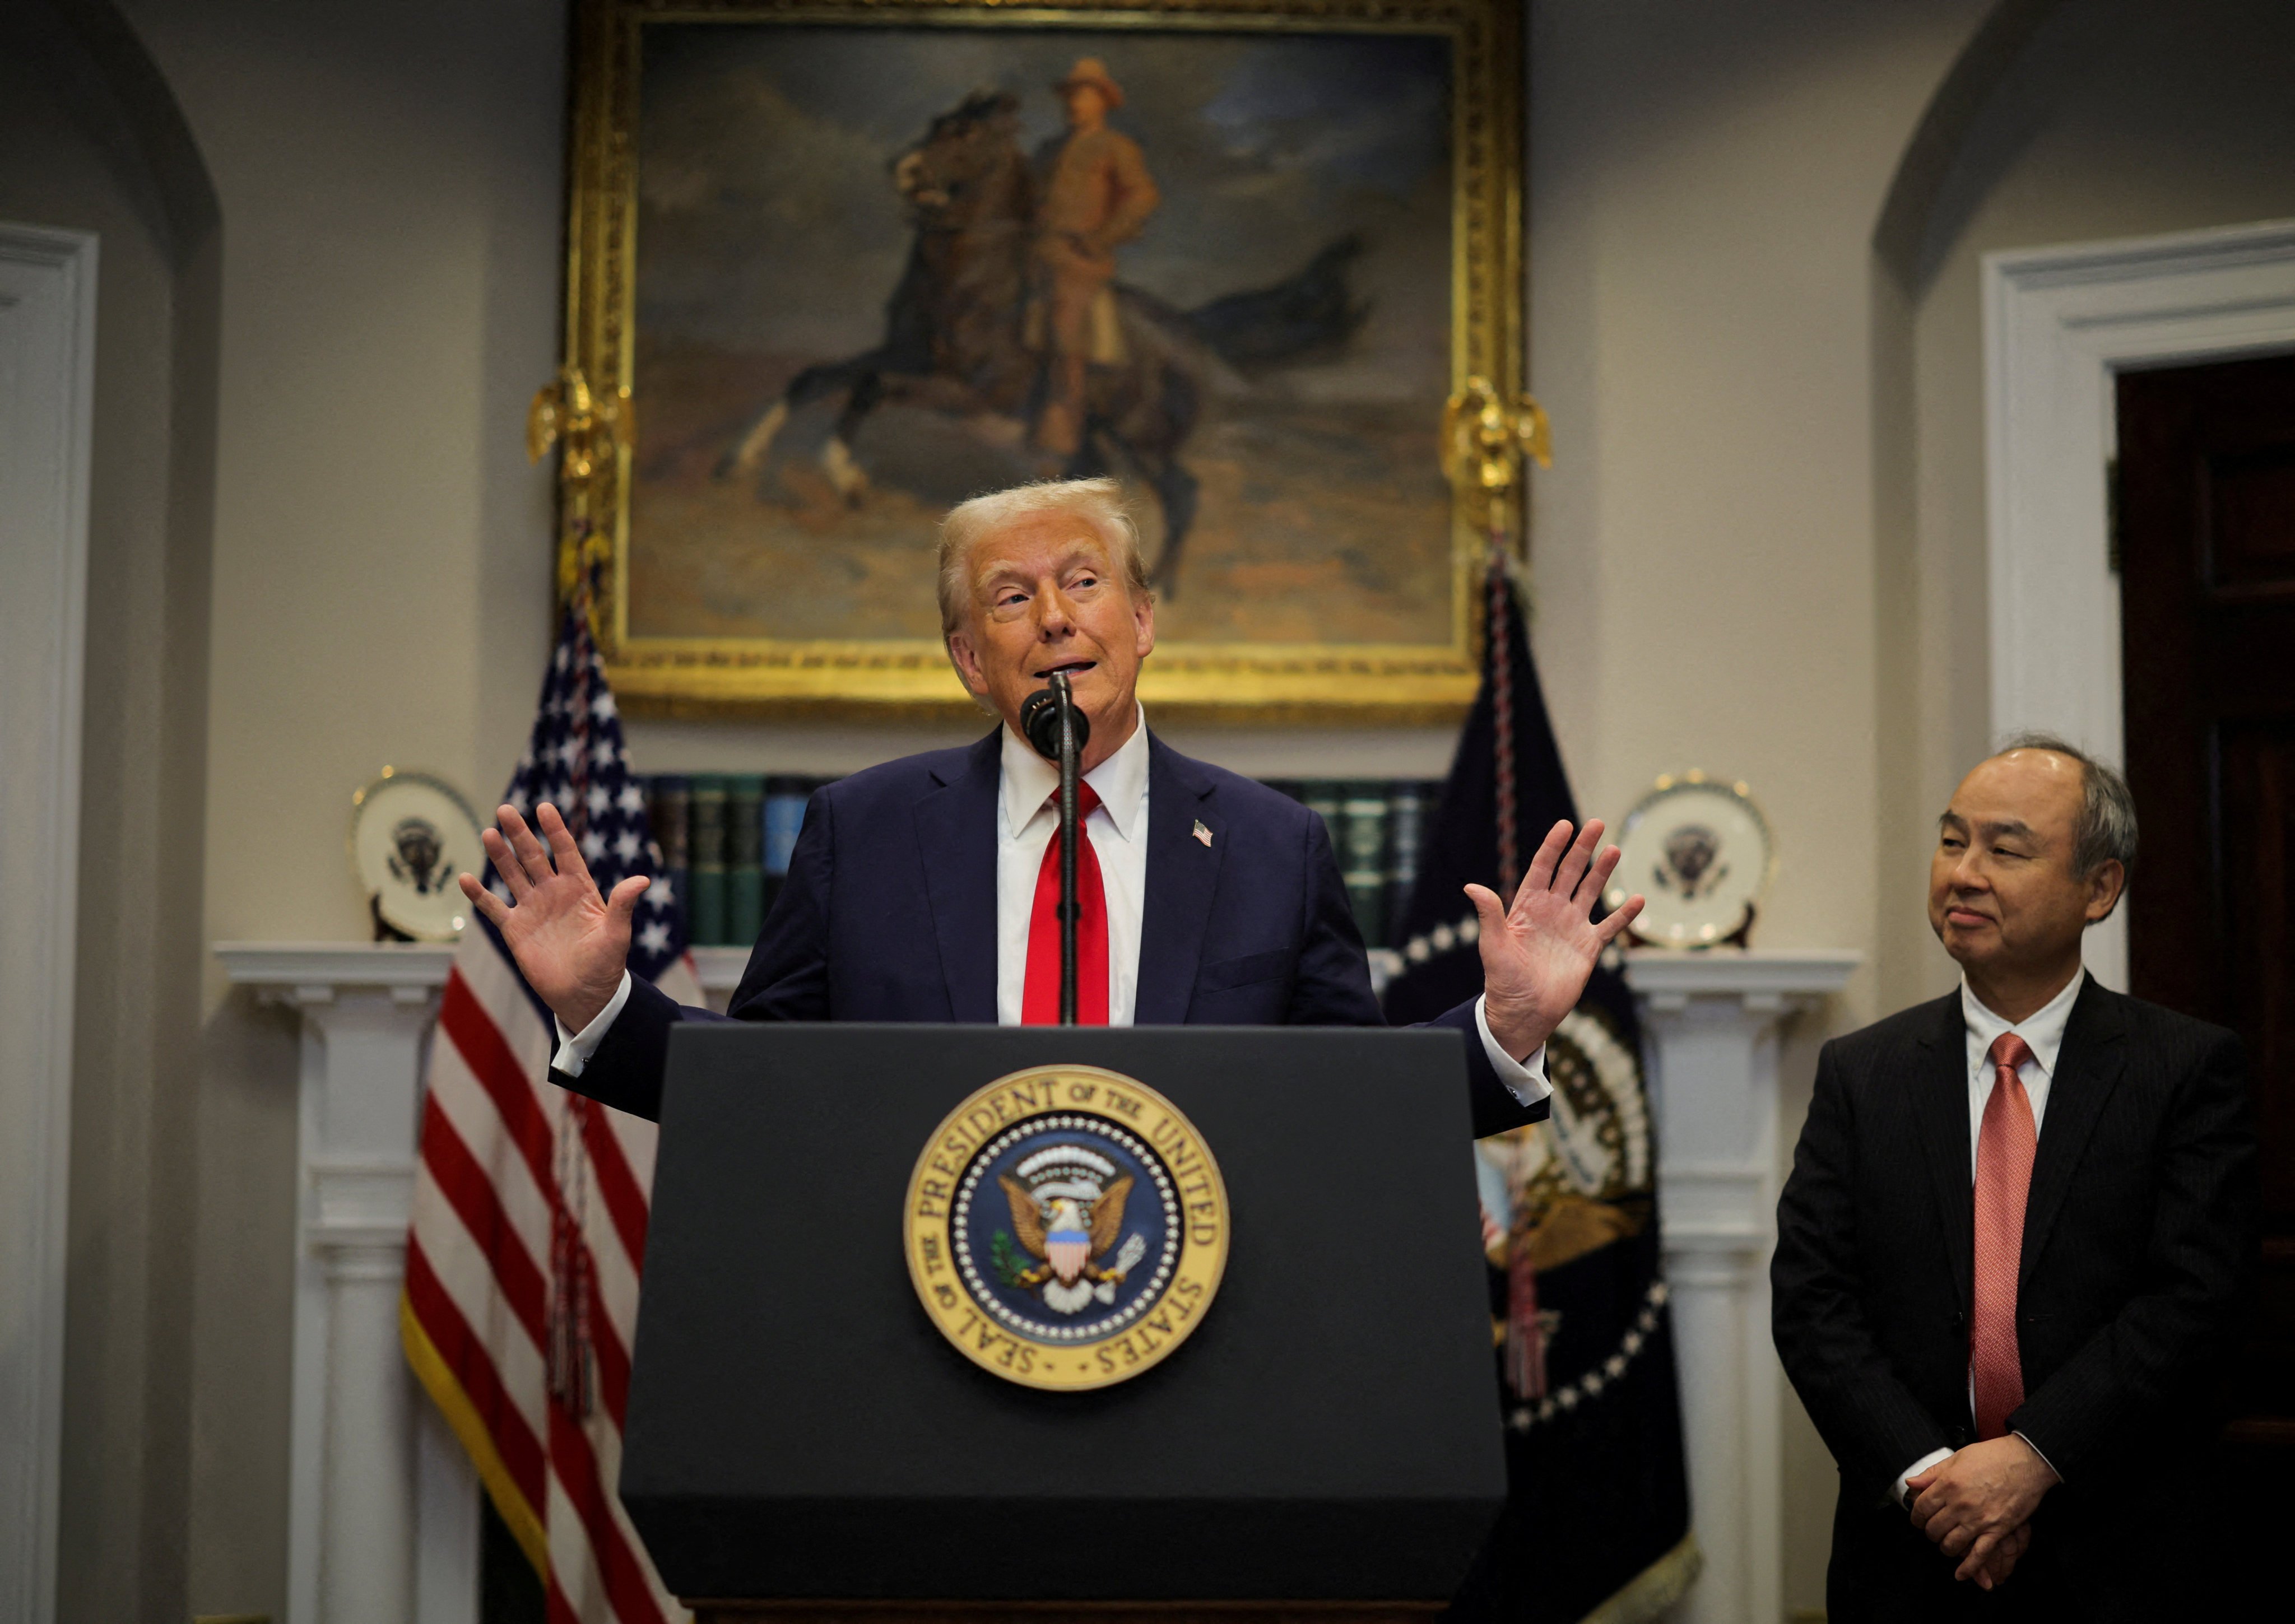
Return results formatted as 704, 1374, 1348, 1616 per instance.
123, 0, 568, 965
1888, 0, 2295, 1012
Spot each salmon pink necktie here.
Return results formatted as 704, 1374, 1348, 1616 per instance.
1021, 783, 1108, 1025
1972, 1031, 2038, 1440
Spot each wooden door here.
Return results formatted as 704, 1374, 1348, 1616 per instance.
2117, 351, 2295, 1565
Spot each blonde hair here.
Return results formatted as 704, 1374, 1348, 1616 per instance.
936, 477, 1153, 640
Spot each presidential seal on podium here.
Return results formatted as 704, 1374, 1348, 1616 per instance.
904, 1065, 1229, 1391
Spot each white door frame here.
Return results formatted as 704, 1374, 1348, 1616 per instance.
1982, 217, 2295, 990
0, 221, 96, 1624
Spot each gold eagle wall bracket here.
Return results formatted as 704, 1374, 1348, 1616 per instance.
528, 365, 635, 605
1441, 376, 1551, 552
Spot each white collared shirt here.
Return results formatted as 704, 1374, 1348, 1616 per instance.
1959, 969, 2079, 1180
995, 711, 1151, 1025
553, 714, 1548, 1106
1893, 966, 2084, 1505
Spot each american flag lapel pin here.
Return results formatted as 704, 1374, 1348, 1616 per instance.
1192, 819, 1214, 847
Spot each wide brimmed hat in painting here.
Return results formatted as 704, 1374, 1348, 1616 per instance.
1053, 56, 1126, 109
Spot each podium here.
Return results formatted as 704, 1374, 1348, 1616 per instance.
624, 1025, 1509, 1624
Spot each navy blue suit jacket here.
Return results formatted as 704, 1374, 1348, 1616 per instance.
556, 729, 1545, 1138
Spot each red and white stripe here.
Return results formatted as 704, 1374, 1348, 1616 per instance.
402, 928, 701, 1624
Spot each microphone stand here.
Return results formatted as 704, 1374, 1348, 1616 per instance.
1020, 677, 1091, 1026
1050, 671, 1081, 1026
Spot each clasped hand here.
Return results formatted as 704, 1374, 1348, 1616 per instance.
1906, 1434, 2059, 1590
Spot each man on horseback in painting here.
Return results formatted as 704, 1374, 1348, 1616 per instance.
1030, 58, 1160, 458
714, 57, 1365, 595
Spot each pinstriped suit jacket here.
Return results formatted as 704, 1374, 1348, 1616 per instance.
1772, 977, 2254, 1617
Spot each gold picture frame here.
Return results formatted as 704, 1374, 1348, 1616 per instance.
555, 0, 1522, 720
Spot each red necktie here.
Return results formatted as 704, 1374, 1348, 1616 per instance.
1972, 1031, 2038, 1439
1021, 783, 1108, 1025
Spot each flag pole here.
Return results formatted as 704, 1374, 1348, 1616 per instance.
1441, 379, 1551, 893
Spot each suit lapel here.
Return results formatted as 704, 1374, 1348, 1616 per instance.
1909, 991, 1976, 1312
1134, 734, 1223, 1025
2018, 975, 2126, 1292
913, 730, 1001, 1023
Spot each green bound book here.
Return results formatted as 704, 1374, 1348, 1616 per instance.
645, 775, 691, 943
1341, 780, 1391, 947
1386, 780, 1427, 931
1301, 780, 1342, 859
688, 774, 728, 947
725, 774, 765, 948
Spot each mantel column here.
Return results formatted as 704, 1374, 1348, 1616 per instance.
219, 943, 459, 1624
1624, 950, 1859, 1624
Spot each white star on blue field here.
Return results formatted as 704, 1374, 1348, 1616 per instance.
490, 611, 687, 979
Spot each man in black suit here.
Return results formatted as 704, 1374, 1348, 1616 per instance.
1773, 736, 2254, 1620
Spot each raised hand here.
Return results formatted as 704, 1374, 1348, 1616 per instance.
457, 803, 648, 1033
1467, 819, 1645, 1060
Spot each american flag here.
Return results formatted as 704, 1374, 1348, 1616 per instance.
401, 602, 699, 1623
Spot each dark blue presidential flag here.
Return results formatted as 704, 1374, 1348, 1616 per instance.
1385, 560, 1697, 1624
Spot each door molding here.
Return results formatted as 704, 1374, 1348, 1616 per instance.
1982, 217, 2295, 989
0, 220, 97, 1624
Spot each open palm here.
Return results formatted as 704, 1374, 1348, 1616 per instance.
1468, 819, 1644, 1060
457, 802, 648, 1032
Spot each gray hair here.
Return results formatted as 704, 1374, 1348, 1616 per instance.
1992, 731, 2139, 881
936, 477, 1152, 640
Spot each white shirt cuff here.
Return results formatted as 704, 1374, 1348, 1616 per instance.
1474, 994, 1551, 1106
1893, 1447, 1955, 1509
551, 970, 634, 1077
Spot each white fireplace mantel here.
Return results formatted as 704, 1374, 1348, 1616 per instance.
216, 942, 751, 1624
1624, 947, 1861, 1624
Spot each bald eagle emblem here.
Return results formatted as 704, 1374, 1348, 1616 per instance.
993, 1145, 1150, 1314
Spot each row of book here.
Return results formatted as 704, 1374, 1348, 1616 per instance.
1267, 779, 1438, 952
642, 776, 830, 953
639, 774, 1444, 952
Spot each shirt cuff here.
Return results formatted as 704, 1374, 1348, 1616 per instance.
2013, 1430, 2062, 1485
551, 971, 634, 1078
1893, 1447, 1955, 1509
1474, 994, 1551, 1106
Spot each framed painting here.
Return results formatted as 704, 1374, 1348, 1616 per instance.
558, 0, 1522, 719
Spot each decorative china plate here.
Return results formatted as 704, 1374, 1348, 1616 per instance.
1606, 773, 1774, 949
350, 768, 486, 941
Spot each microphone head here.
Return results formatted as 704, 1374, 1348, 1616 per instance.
1019, 677, 1090, 762
1020, 688, 1060, 760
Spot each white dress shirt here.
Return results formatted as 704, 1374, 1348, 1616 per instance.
995, 710, 1151, 1025
1892, 969, 2083, 1505
554, 715, 1549, 1107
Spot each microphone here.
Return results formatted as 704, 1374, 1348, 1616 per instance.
1020, 682, 1090, 762
1019, 675, 1088, 1023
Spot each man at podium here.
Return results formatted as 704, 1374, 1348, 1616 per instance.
459, 478, 1642, 1137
